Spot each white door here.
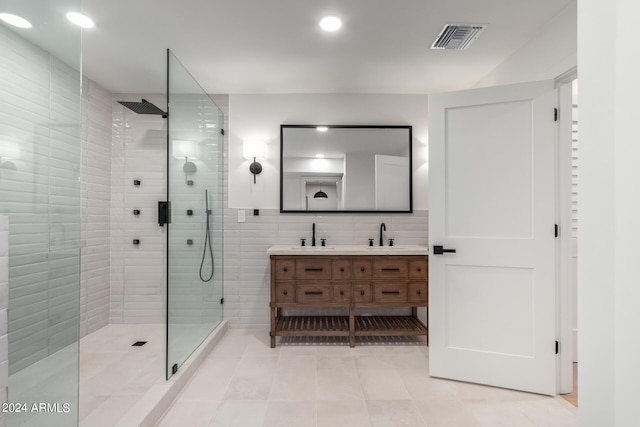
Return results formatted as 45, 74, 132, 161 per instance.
374, 155, 410, 210
428, 80, 557, 395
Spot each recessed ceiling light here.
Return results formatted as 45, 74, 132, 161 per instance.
66, 12, 95, 28
0, 13, 32, 28
315, 154, 325, 158
316, 126, 328, 132
319, 16, 342, 32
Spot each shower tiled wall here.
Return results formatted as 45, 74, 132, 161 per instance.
0, 216, 8, 427
80, 77, 113, 337
110, 94, 167, 324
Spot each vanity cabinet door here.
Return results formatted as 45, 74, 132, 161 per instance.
296, 283, 332, 304
274, 259, 295, 280
296, 259, 331, 280
408, 259, 428, 280
353, 282, 372, 303
373, 259, 408, 279
353, 260, 372, 279
332, 283, 351, 303
275, 282, 295, 303
408, 282, 428, 303
332, 259, 352, 280
373, 282, 408, 302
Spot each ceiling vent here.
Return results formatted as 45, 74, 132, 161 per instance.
430, 24, 486, 50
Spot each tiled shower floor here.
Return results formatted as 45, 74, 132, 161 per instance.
79, 324, 165, 426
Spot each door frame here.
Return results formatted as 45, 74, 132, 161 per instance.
556, 68, 578, 394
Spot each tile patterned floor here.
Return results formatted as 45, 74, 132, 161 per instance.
157, 330, 578, 427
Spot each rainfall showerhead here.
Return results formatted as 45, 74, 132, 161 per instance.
117, 99, 167, 118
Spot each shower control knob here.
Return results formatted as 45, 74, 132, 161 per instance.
133, 239, 140, 245
187, 210, 193, 216
133, 179, 141, 186
187, 239, 193, 245
133, 209, 140, 215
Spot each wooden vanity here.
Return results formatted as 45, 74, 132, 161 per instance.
267, 245, 429, 347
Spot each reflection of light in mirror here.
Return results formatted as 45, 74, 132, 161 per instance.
315, 154, 324, 158
311, 158, 330, 171
316, 126, 328, 132
205, 123, 216, 128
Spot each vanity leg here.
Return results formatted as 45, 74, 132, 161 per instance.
270, 305, 277, 348
349, 306, 355, 348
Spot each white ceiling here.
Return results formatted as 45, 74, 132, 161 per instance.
81, 0, 574, 95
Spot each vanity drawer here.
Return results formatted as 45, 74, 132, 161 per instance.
353, 260, 372, 279
373, 259, 408, 279
296, 283, 332, 304
373, 282, 408, 302
332, 259, 352, 280
274, 259, 295, 280
408, 259, 428, 280
407, 281, 428, 303
295, 259, 331, 280
275, 282, 295, 303
332, 283, 351, 303
353, 282, 372, 303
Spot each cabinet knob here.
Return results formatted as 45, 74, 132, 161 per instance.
340, 290, 344, 296
360, 290, 365, 296
283, 290, 288, 296
417, 290, 421, 295
283, 267, 288, 272
340, 267, 344, 272
360, 267, 365, 272
417, 267, 422, 272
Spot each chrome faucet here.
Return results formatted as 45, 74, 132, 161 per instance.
312, 223, 316, 247
379, 222, 386, 246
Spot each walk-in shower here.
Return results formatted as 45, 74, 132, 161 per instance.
1, 12, 224, 421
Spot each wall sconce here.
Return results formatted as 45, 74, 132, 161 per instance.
172, 140, 198, 173
243, 140, 265, 184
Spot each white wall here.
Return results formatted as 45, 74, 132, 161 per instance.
228, 94, 429, 210
578, 0, 640, 425
475, 1, 577, 88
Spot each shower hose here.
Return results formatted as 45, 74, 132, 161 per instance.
199, 189, 214, 282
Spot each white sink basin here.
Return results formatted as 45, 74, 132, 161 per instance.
267, 244, 428, 255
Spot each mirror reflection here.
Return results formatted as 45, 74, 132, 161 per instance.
280, 125, 412, 213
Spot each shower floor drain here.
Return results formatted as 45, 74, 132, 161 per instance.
132, 341, 147, 347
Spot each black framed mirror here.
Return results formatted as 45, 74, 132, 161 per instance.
280, 125, 413, 213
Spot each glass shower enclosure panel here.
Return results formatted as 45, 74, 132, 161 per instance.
0, 0, 81, 424
166, 50, 223, 379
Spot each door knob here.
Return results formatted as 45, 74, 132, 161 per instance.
433, 245, 456, 255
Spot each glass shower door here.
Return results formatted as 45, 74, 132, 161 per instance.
166, 50, 224, 379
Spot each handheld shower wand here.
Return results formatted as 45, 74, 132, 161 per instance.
199, 189, 214, 282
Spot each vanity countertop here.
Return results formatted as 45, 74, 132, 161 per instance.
266, 244, 428, 256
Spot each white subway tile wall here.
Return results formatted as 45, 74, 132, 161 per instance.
110, 95, 167, 324
0, 22, 82, 374
80, 77, 113, 337
0, 216, 9, 427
